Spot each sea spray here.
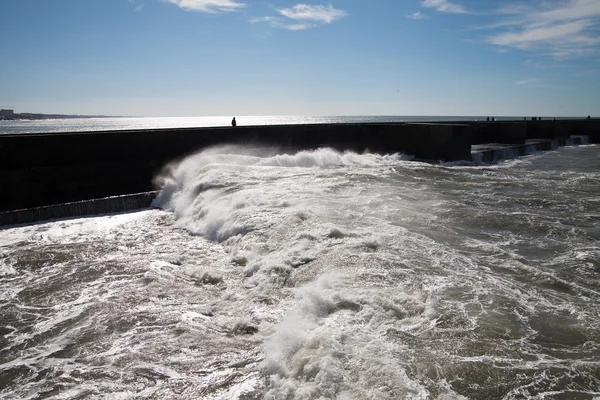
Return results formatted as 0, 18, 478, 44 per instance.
1, 145, 599, 399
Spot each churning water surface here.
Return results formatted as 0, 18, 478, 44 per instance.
1, 145, 599, 399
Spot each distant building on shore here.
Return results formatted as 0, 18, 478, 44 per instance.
1, 109, 14, 118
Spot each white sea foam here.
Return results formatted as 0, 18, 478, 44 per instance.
1, 145, 600, 398
262, 274, 434, 399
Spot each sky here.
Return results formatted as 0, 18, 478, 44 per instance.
1, 0, 599, 117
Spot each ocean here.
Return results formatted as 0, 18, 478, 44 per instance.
0, 115, 533, 135
0, 119, 599, 399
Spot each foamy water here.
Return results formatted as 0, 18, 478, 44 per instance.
1, 145, 599, 399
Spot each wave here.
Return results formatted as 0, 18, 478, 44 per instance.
151, 146, 408, 241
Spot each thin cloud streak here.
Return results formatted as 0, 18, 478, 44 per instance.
421, 0, 470, 14
407, 12, 427, 20
534, 0, 600, 23
514, 77, 573, 90
278, 4, 346, 24
491, 20, 594, 47
250, 16, 313, 30
250, 3, 346, 31
249, 16, 274, 24
163, 0, 245, 13
515, 78, 539, 85
468, 20, 521, 31
280, 23, 313, 31
485, 0, 600, 58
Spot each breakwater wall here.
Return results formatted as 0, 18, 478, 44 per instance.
0, 123, 471, 213
472, 135, 589, 164
0, 192, 158, 227
0, 119, 598, 222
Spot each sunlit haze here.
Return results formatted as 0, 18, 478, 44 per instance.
1, 0, 599, 117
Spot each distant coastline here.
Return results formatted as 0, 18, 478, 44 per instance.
0, 113, 115, 121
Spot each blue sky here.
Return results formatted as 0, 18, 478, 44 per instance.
1, 0, 599, 117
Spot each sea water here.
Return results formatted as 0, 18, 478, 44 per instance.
1, 144, 599, 399
0, 115, 530, 135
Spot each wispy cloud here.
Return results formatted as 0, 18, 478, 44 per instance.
163, 0, 245, 13
515, 78, 539, 85
485, 0, 600, 58
468, 20, 521, 32
514, 77, 574, 89
407, 12, 427, 20
249, 15, 313, 31
280, 22, 314, 31
250, 3, 346, 31
278, 4, 346, 24
249, 16, 274, 24
128, 0, 144, 11
491, 20, 592, 47
421, 0, 470, 14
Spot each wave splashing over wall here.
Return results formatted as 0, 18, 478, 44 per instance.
1, 145, 600, 399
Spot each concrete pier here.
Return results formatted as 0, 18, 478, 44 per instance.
472, 139, 555, 163
0, 118, 598, 226
471, 122, 527, 145
0, 123, 471, 213
0, 192, 158, 227
570, 119, 600, 143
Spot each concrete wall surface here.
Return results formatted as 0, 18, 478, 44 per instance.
570, 119, 600, 143
0, 123, 472, 212
0, 119, 595, 216
0, 192, 158, 227
471, 122, 527, 145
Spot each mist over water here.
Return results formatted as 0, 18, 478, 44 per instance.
1, 145, 599, 399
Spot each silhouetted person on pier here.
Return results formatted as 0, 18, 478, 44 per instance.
231, 117, 237, 127
587, 115, 592, 120
486, 117, 490, 122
